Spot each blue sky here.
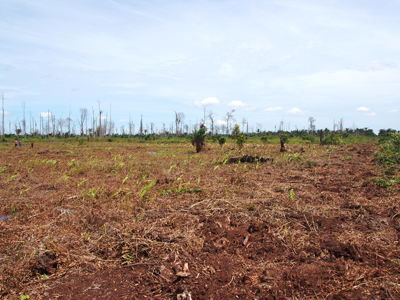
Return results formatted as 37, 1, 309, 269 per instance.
1, 0, 399, 134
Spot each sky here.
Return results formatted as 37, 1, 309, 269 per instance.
1, 0, 399, 134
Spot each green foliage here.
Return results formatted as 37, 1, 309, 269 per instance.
280, 134, 290, 143
287, 153, 301, 162
302, 135, 315, 143
236, 133, 246, 149
144, 134, 154, 141
260, 136, 268, 143
193, 127, 207, 143
374, 132, 400, 165
218, 136, 226, 147
78, 138, 85, 146
375, 174, 395, 189
139, 179, 157, 200
289, 189, 295, 201
321, 133, 342, 145
107, 137, 114, 142
20, 295, 30, 300
232, 124, 241, 140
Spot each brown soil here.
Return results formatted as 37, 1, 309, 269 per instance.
1, 141, 400, 299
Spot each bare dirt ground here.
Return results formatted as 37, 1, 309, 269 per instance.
1, 141, 399, 299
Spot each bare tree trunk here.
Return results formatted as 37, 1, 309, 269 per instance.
98, 101, 102, 138
109, 104, 112, 136
48, 109, 50, 139
140, 115, 143, 136
2, 94, 4, 142
68, 106, 71, 138
92, 107, 95, 138
22, 102, 26, 139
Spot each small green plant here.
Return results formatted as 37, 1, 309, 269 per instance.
248, 205, 255, 211
20, 295, 30, 300
232, 124, 241, 140
287, 153, 301, 162
375, 174, 395, 189
77, 179, 87, 188
260, 136, 268, 143
192, 127, 208, 152
78, 138, 85, 146
289, 189, 295, 201
218, 136, 226, 148
305, 160, 317, 168
139, 179, 157, 200
236, 133, 246, 150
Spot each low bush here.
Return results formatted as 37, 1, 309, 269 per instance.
321, 133, 342, 145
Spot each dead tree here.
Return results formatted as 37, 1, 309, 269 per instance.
2, 94, 4, 142
207, 110, 215, 136
224, 109, 235, 134
174, 111, 184, 136
79, 108, 88, 136
98, 102, 102, 137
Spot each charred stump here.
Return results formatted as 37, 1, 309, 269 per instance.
280, 138, 286, 152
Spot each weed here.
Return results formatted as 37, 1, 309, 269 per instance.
305, 160, 317, 168
375, 174, 395, 189
139, 179, 157, 200
287, 153, 301, 162
289, 189, 295, 201
77, 179, 87, 188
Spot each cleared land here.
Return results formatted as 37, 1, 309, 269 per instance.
1, 139, 400, 299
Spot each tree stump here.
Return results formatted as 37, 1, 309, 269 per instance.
280, 138, 286, 152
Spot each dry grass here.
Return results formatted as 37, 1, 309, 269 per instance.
0, 139, 399, 299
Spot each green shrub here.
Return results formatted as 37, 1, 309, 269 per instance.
261, 136, 268, 143
232, 124, 241, 140
321, 133, 342, 145
302, 135, 315, 143
374, 132, 400, 165
218, 136, 226, 148
236, 133, 246, 149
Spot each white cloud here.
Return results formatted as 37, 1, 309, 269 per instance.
216, 119, 226, 125
356, 107, 370, 112
3, 111, 10, 116
228, 100, 246, 107
359, 61, 396, 72
40, 112, 51, 118
265, 107, 283, 112
286, 107, 308, 116
387, 109, 397, 113
367, 112, 377, 116
195, 97, 220, 107
119, 119, 129, 122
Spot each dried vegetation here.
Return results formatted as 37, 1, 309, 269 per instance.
1, 140, 400, 299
